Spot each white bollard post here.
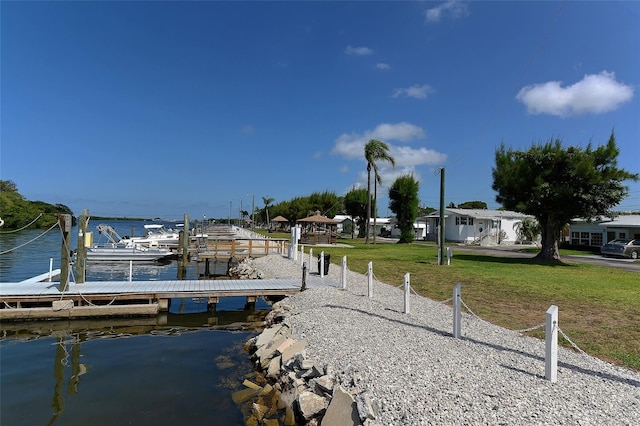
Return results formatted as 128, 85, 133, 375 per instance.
453, 283, 461, 338
290, 226, 299, 261
341, 256, 347, 289
300, 245, 305, 265
447, 247, 452, 265
404, 273, 411, 314
129, 260, 133, 282
545, 305, 558, 382
320, 251, 325, 278
309, 248, 313, 273
49, 257, 54, 282
367, 261, 373, 298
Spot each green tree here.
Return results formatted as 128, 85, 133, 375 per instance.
262, 196, 275, 226
0, 180, 74, 229
513, 217, 541, 245
457, 200, 488, 209
364, 139, 395, 244
492, 132, 638, 261
389, 174, 420, 243
343, 187, 369, 238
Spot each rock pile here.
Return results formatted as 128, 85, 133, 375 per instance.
235, 301, 379, 426
228, 257, 265, 280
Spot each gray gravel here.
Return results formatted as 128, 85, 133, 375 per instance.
251, 254, 640, 425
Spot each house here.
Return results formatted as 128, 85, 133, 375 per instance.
423, 208, 534, 245
568, 215, 640, 247
388, 217, 430, 240
332, 215, 355, 235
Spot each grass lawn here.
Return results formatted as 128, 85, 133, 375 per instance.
260, 231, 639, 371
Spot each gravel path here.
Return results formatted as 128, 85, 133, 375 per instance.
251, 254, 640, 425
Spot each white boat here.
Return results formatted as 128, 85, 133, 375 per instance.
88, 225, 174, 262
125, 224, 181, 248
86, 243, 174, 262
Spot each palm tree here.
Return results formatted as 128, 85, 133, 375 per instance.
262, 196, 275, 227
364, 139, 395, 244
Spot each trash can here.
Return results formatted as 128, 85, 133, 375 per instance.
317, 253, 331, 275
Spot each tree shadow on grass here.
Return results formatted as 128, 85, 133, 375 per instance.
452, 253, 578, 267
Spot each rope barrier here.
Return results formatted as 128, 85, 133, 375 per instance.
557, 326, 588, 356
0, 221, 60, 255
0, 213, 44, 234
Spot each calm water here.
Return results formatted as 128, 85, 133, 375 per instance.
0, 220, 268, 425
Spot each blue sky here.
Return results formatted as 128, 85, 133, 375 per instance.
2, 1, 639, 220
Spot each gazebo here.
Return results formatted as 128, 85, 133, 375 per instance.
270, 215, 290, 232
297, 213, 338, 245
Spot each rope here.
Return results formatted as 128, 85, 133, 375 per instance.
0, 213, 44, 233
557, 326, 588, 356
0, 221, 59, 255
515, 323, 546, 334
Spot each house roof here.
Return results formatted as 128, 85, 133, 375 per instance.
296, 214, 338, 224
425, 208, 532, 219
571, 215, 640, 227
332, 215, 353, 223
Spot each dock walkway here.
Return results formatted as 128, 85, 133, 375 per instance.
0, 276, 339, 320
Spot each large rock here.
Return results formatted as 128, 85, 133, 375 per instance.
297, 391, 329, 420
321, 386, 359, 426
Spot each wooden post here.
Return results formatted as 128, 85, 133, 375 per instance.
341, 256, 347, 290
453, 283, 461, 338
58, 214, 72, 291
301, 262, 307, 291
367, 261, 373, 298
404, 273, 411, 314
545, 305, 558, 382
75, 209, 89, 284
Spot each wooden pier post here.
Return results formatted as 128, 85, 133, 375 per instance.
58, 214, 72, 291
75, 209, 89, 284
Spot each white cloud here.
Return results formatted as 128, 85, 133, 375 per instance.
516, 71, 634, 117
376, 63, 390, 70
392, 84, 434, 99
345, 45, 373, 56
331, 122, 447, 189
425, 0, 469, 23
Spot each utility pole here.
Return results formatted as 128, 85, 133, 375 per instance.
439, 168, 446, 265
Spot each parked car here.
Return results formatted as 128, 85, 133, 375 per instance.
600, 239, 640, 259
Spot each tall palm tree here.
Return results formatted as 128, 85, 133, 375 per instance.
364, 139, 395, 244
262, 196, 275, 227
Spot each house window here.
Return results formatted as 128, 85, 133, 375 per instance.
456, 216, 469, 225
580, 232, 589, 245
590, 233, 603, 247
571, 231, 580, 245
619, 232, 626, 239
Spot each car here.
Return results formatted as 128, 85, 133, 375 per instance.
600, 238, 640, 259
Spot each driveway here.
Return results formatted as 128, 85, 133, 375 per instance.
450, 244, 640, 272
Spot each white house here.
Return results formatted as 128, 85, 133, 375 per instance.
424, 208, 534, 245
568, 215, 640, 247
332, 215, 354, 235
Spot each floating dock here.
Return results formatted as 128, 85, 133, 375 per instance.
0, 276, 335, 320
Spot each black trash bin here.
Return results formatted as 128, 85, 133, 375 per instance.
317, 253, 331, 275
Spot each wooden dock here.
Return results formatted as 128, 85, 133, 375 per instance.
0, 276, 336, 320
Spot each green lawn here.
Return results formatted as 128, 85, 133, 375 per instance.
266, 233, 638, 371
